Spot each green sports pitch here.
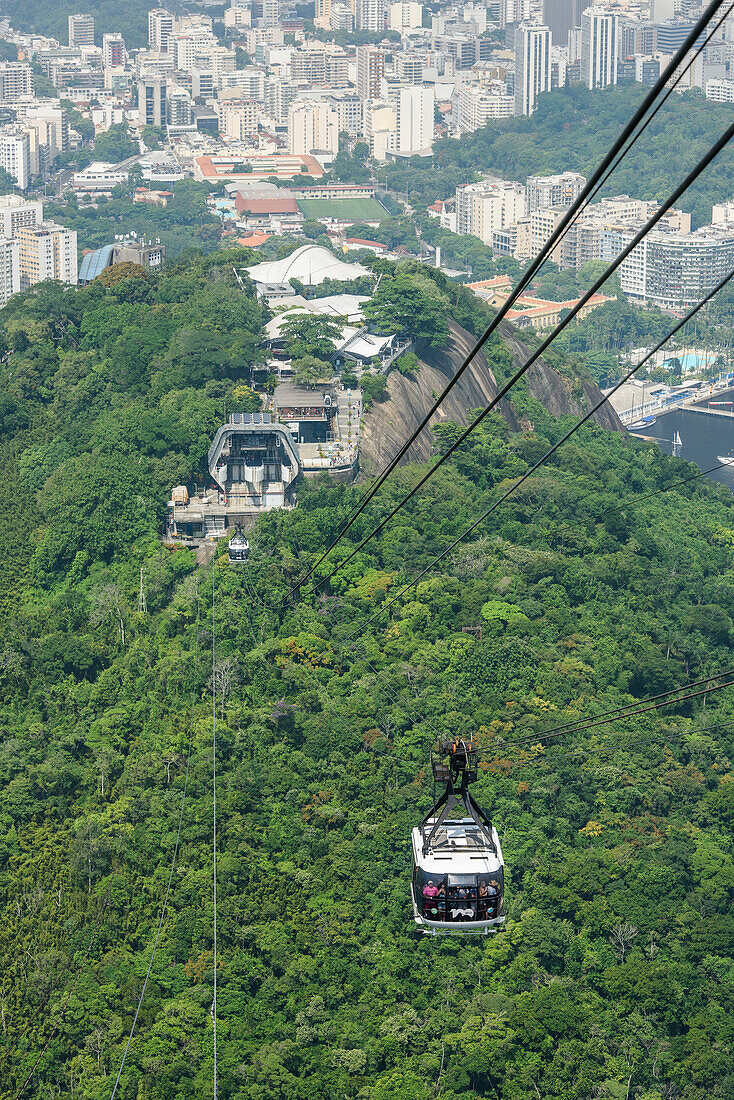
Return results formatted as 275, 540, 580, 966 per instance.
296, 197, 389, 222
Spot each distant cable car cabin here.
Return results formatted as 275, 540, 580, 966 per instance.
227, 526, 250, 565
411, 737, 505, 935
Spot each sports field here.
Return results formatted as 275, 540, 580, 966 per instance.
296, 197, 389, 222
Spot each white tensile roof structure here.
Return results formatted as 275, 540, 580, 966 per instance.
246, 244, 370, 293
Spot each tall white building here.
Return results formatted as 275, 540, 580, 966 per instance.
0, 64, 33, 102
389, 1, 423, 30
218, 99, 260, 140
456, 179, 526, 244
68, 13, 95, 47
17, 222, 77, 288
0, 129, 30, 190
619, 224, 734, 310
580, 6, 617, 89
0, 194, 42, 237
148, 8, 174, 52
526, 171, 586, 211
457, 82, 514, 131
0, 237, 19, 307
397, 85, 434, 153
514, 23, 551, 116
289, 100, 340, 154
167, 86, 194, 131
102, 34, 126, 69
356, 46, 385, 99
355, 0, 386, 32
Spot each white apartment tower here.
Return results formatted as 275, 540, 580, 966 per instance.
580, 7, 618, 89
0, 195, 42, 237
355, 0, 386, 32
0, 238, 19, 307
102, 34, 126, 68
0, 129, 30, 190
288, 100, 341, 154
514, 23, 551, 116
356, 46, 385, 99
148, 9, 175, 52
0, 64, 34, 102
68, 13, 95, 47
17, 222, 78, 289
389, 1, 423, 29
396, 85, 434, 153
456, 179, 526, 244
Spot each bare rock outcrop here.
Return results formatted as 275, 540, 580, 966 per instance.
360, 319, 622, 474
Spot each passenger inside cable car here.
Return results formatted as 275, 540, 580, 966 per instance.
413, 868, 504, 924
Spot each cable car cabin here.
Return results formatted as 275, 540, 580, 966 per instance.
410, 738, 505, 935
227, 528, 250, 565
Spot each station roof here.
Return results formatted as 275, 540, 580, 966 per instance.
79, 243, 114, 283
246, 244, 369, 290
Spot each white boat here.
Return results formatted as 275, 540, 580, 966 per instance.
717, 455, 734, 465
628, 415, 657, 430
673, 431, 682, 446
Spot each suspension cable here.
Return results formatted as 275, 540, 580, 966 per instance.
342, 256, 734, 640
109, 581, 202, 1098
209, 563, 217, 1095
280, 0, 730, 598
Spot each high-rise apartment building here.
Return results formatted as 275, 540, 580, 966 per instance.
0, 63, 33, 102
389, 1, 423, 30
514, 23, 551, 115
355, 0, 386, 32
17, 221, 77, 288
526, 171, 586, 211
167, 86, 194, 130
456, 179, 526, 244
395, 52, 426, 82
457, 82, 514, 130
356, 45, 385, 99
288, 99, 340, 154
138, 77, 168, 128
0, 129, 30, 189
0, 237, 19, 307
619, 224, 734, 310
580, 7, 617, 89
218, 98, 260, 140
148, 8, 174, 52
19, 104, 69, 174
68, 14, 95, 47
102, 34, 125, 68
396, 85, 434, 153
0, 194, 42, 237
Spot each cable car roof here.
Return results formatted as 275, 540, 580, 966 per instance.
411, 824, 503, 877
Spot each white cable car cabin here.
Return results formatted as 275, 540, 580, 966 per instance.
227, 527, 250, 565
411, 738, 505, 935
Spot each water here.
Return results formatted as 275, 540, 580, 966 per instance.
640, 405, 734, 489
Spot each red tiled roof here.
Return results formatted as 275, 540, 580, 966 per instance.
236, 195, 299, 215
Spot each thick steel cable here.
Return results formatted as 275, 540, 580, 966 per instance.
342, 253, 734, 639
319, 133, 734, 598
109, 583, 202, 1098
531, 715, 734, 768
281, 0, 730, 598
211, 563, 219, 1100
492, 676, 734, 754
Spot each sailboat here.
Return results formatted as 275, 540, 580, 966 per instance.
672, 430, 682, 456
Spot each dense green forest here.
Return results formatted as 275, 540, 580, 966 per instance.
2, 254, 734, 1099
3, 0, 153, 48
370, 86, 734, 227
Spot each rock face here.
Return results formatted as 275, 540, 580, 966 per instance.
360, 319, 622, 473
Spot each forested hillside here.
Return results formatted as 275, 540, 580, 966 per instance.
2, 258, 734, 1100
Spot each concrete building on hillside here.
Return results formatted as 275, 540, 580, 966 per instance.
0, 237, 19, 307
457, 82, 514, 131
68, 13, 95, 47
17, 221, 77, 288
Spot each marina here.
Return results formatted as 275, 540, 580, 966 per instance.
636, 404, 734, 488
